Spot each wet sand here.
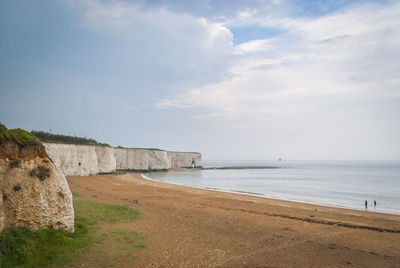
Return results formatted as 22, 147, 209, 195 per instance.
68, 173, 400, 267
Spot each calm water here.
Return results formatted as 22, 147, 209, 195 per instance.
145, 160, 400, 215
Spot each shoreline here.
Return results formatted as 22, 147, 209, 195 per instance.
139, 173, 400, 233
202, 166, 280, 170
67, 173, 400, 267
140, 173, 400, 217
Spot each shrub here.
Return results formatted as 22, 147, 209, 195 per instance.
29, 166, 51, 181
31, 130, 110, 146
9, 159, 21, 168
0, 123, 11, 140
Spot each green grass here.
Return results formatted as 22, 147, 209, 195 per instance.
96, 143, 111, 147
0, 222, 89, 268
75, 228, 145, 266
74, 199, 141, 226
8, 128, 41, 145
71, 191, 81, 197
0, 198, 143, 267
0, 125, 41, 145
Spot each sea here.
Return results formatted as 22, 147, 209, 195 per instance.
144, 160, 400, 215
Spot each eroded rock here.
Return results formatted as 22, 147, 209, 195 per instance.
43, 143, 116, 176
0, 125, 74, 232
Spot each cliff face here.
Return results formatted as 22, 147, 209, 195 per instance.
0, 127, 74, 232
43, 143, 116, 176
114, 148, 169, 171
167, 151, 202, 168
44, 143, 202, 175
95, 146, 117, 173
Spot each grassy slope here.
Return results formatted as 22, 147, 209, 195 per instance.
0, 194, 144, 267
0, 125, 41, 145
8, 128, 41, 145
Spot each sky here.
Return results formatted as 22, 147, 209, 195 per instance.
1, 0, 399, 161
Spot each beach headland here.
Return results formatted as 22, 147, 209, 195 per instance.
67, 173, 400, 267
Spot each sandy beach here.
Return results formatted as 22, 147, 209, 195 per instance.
68, 173, 400, 267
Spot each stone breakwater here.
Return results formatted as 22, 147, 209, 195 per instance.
43, 143, 202, 176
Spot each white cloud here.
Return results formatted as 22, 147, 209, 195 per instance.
158, 2, 400, 115
68, 0, 234, 89
234, 39, 275, 54
156, 2, 400, 159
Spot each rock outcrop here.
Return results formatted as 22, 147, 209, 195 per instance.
114, 148, 169, 171
167, 151, 202, 168
43, 143, 116, 176
0, 126, 74, 232
95, 146, 117, 173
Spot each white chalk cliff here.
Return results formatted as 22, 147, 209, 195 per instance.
114, 148, 169, 170
167, 151, 202, 169
44, 143, 202, 176
44, 143, 116, 176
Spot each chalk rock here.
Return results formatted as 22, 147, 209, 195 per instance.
167, 151, 202, 168
44, 143, 116, 176
43, 143, 99, 176
114, 148, 169, 170
0, 127, 74, 232
95, 146, 117, 173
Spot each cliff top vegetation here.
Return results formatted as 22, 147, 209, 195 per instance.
116, 146, 163, 151
31, 130, 110, 147
0, 123, 41, 145
0, 123, 10, 140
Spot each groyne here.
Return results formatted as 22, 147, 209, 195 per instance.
43, 143, 202, 176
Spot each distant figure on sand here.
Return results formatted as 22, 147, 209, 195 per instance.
374, 200, 377, 207
365, 200, 368, 209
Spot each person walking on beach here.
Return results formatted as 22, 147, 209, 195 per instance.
374, 200, 377, 207
365, 200, 368, 209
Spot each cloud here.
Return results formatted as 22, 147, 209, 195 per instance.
67, 0, 235, 91
156, 1, 400, 159
234, 39, 275, 54
157, 1, 400, 116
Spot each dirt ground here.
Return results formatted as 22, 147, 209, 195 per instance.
67, 173, 400, 267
